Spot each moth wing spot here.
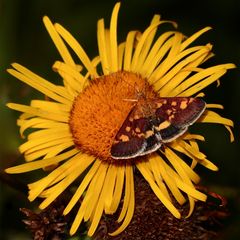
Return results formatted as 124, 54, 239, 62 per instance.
113, 140, 120, 144
135, 127, 141, 133
155, 120, 171, 131
171, 101, 177, 106
180, 100, 188, 109
166, 109, 172, 115
125, 126, 131, 132
145, 130, 154, 138
129, 117, 134, 122
169, 114, 175, 120
189, 98, 194, 103
137, 133, 145, 138
134, 114, 140, 120
119, 134, 130, 142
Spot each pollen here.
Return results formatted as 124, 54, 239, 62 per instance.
69, 71, 157, 161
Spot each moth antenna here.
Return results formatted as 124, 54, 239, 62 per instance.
134, 82, 140, 93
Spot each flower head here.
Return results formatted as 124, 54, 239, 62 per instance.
6, 2, 235, 237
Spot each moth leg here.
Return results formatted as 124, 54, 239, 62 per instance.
159, 143, 166, 153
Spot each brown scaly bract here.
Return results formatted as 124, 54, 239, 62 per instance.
21, 201, 68, 240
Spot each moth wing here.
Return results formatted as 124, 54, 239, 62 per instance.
111, 97, 206, 159
111, 136, 146, 159
136, 131, 162, 156
154, 97, 206, 142
111, 107, 148, 159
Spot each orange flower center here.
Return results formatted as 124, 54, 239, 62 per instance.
69, 71, 157, 162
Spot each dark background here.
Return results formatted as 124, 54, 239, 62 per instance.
0, 0, 239, 239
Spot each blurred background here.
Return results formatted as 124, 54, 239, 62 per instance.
0, 0, 239, 239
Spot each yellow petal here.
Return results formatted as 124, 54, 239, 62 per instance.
69, 205, 85, 236
180, 27, 212, 50
109, 166, 134, 236
17, 118, 67, 138
117, 42, 125, 70
5, 148, 78, 174
8, 63, 73, 104
28, 152, 87, 200
172, 178, 206, 201
21, 137, 72, 155
187, 197, 195, 217
83, 163, 108, 221
97, 19, 110, 74
43, 16, 76, 66
164, 147, 193, 186
109, 2, 120, 72
88, 164, 120, 236
133, 15, 161, 71
149, 32, 184, 84
137, 159, 181, 218
148, 155, 171, 200
200, 110, 234, 141
7, 103, 69, 122
198, 158, 219, 171
131, 21, 164, 71
206, 103, 224, 109
52, 61, 87, 94
158, 45, 212, 95
64, 159, 101, 215
87, 199, 104, 236
39, 154, 95, 209
200, 110, 233, 126
167, 144, 200, 184
141, 31, 176, 78
25, 141, 73, 161
117, 164, 131, 222
54, 23, 98, 78
177, 139, 206, 160
104, 165, 118, 213
183, 134, 205, 141
69, 167, 103, 235
162, 163, 206, 201
124, 31, 139, 71
109, 164, 125, 213
178, 64, 235, 96
156, 155, 186, 204
154, 44, 211, 92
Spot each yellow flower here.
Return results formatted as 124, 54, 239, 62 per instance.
6, 2, 235, 237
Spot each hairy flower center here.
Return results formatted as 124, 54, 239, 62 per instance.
69, 71, 157, 161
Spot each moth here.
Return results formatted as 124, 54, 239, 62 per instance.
111, 96, 206, 159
